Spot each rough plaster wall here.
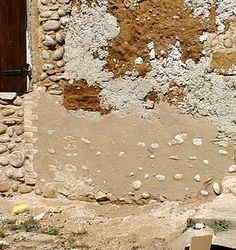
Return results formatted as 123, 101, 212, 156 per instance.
35, 0, 236, 139
62, 0, 236, 138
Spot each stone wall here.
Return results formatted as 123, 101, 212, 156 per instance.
0, 93, 38, 195
35, 0, 236, 139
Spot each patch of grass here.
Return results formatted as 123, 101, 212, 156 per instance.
41, 227, 59, 235
210, 220, 230, 233
3, 219, 22, 231
0, 229, 6, 238
22, 217, 39, 232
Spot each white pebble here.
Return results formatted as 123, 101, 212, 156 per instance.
144, 174, 149, 179
174, 133, 187, 144
149, 154, 155, 159
189, 156, 197, 160
213, 182, 222, 195
82, 166, 88, 171
142, 193, 151, 199
218, 149, 228, 155
174, 174, 183, 180
150, 143, 159, 149
132, 180, 143, 191
194, 174, 201, 182
48, 148, 56, 154
138, 167, 143, 171
169, 155, 180, 160
195, 223, 205, 230
47, 129, 54, 135
156, 175, 166, 181
119, 152, 125, 157
200, 190, 208, 196
96, 151, 102, 156
203, 160, 209, 165
129, 172, 135, 177
228, 164, 236, 173
168, 140, 178, 146
135, 57, 144, 65
137, 142, 145, 147
80, 137, 91, 144
193, 138, 203, 146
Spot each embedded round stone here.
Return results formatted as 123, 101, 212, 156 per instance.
0, 156, 9, 166
53, 47, 64, 61
200, 190, 208, 196
193, 174, 201, 182
156, 175, 166, 181
213, 182, 222, 195
42, 20, 61, 31
174, 174, 183, 180
193, 138, 203, 146
142, 192, 151, 199
0, 145, 7, 154
150, 143, 159, 149
43, 36, 56, 47
132, 180, 143, 191
228, 164, 236, 173
203, 160, 209, 165
218, 149, 228, 155
9, 151, 25, 168
42, 183, 58, 198
0, 125, 7, 135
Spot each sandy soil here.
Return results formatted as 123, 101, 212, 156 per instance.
33, 93, 234, 202
0, 193, 202, 250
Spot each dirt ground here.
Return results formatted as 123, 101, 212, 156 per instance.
33, 93, 234, 202
0, 193, 204, 250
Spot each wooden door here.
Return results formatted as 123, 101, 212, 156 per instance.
0, 0, 27, 92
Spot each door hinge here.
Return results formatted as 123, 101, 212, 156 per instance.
0, 64, 31, 78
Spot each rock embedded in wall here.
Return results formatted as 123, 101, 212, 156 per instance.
0, 94, 37, 195
39, 0, 72, 94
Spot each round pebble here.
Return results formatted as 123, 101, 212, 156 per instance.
150, 143, 159, 149
96, 151, 102, 156
189, 156, 197, 160
48, 148, 56, 154
224, 38, 233, 48
137, 142, 145, 147
0, 156, 9, 166
174, 174, 183, 180
228, 164, 236, 173
218, 149, 228, 155
42, 183, 58, 198
9, 151, 25, 168
119, 152, 125, 157
144, 174, 149, 179
142, 192, 151, 199
174, 133, 187, 144
0, 145, 7, 154
213, 182, 222, 195
132, 180, 143, 191
193, 138, 203, 146
156, 175, 166, 181
200, 190, 208, 196
203, 160, 209, 165
82, 166, 88, 170
194, 174, 201, 182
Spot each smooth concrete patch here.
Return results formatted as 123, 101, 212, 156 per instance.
32, 92, 235, 201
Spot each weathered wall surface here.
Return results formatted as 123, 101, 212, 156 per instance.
36, 0, 236, 138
